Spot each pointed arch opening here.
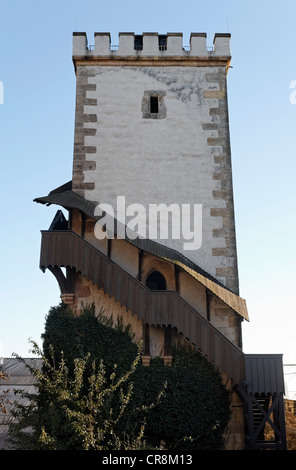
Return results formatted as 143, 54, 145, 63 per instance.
145, 270, 167, 291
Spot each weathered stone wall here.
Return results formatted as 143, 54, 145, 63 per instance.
222, 373, 245, 450
264, 399, 296, 450
285, 399, 296, 450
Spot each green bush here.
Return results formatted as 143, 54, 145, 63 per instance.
42, 303, 231, 450
42, 302, 137, 380
8, 342, 147, 450
9, 303, 230, 450
130, 348, 230, 450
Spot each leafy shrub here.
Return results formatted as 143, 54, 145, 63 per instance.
42, 303, 230, 450
131, 347, 230, 450
42, 302, 137, 379
8, 342, 147, 450
9, 303, 230, 450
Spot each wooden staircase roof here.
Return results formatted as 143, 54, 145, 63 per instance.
34, 184, 249, 321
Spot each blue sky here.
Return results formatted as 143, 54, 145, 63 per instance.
1, 0, 295, 393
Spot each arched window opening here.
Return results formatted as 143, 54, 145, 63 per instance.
145, 271, 166, 290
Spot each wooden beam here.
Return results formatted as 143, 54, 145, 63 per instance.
143, 323, 150, 356
206, 288, 211, 321
138, 249, 143, 281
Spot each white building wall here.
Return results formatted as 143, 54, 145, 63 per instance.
82, 65, 225, 280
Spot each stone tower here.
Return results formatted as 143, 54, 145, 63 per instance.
72, 32, 239, 296
35, 32, 287, 450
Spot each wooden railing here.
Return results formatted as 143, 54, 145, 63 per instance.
39, 230, 245, 384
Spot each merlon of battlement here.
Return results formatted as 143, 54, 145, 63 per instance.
72, 32, 231, 59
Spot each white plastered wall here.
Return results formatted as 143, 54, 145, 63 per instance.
82, 65, 227, 281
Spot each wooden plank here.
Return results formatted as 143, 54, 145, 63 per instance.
127, 278, 134, 313
121, 272, 128, 308
208, 328, 214, 363
202, 321, 208, 357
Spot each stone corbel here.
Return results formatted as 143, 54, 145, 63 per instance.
141, 356, 151, 367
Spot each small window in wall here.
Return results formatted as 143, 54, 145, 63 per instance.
158, 35, 167, 51
142, 90, 167, 119
150, 96, 159, 114
134, 35, 143, 51
146, 271, 167, 290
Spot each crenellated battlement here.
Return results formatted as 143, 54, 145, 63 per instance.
72, 32, 231, 64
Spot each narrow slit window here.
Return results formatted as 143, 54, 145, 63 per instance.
142, 90, 166, 119
150, 96, 159, 114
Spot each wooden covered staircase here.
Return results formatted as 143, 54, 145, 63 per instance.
38, 228, 287, 450
39, 229, 245, 384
